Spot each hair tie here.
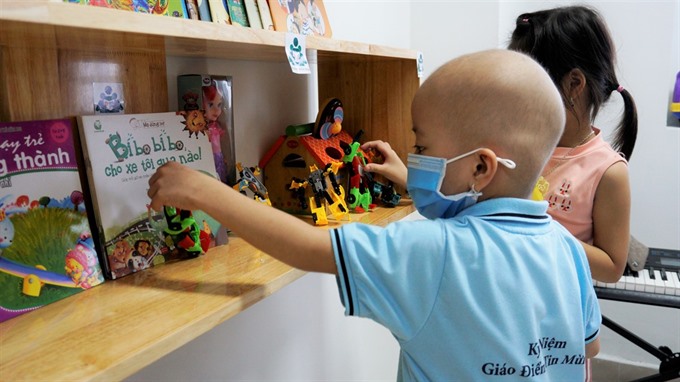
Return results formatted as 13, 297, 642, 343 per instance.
616, 85, 624, 93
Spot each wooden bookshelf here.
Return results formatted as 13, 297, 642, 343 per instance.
0, 1, 419, 166
0, 204, 415, 381
0, 1, 420, 380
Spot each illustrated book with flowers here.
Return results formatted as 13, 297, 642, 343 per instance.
0, 118, 105, 323
77, 112, 228, 280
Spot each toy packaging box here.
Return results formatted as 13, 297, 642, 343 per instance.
77, 112, 228, 280
0, 118, 105, 323
177, 74, 237, 187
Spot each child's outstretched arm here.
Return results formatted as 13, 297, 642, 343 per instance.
148, 161, 337, 274
361, 140, 408, 188
587, 162, 630, 282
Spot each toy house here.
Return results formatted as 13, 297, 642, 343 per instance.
259, 130, 356, 214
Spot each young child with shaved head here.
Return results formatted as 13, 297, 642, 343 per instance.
148, 49, 600, 380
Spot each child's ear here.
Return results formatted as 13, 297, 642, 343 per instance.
561, 68, 587, 101
472, 149, 498, 191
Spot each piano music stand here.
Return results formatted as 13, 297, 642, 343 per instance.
602, 315, 680, 382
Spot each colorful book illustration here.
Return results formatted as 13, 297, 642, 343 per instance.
197, 0, 212, 21
177, 75, 237, 187
244, 0, 262, 29
0, 118, 105, 323
65, 0, 188, 17
257, 0, 274, 30
226, 0, 249, 26
186, 0, 200, 19
160, 0, 189, 18
207, 0, 231, 24
77, 112, 227, 280
268, 0, 332, 37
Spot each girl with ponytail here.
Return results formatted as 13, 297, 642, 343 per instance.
509, 6, 637, 380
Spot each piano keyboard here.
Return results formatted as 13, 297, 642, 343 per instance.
594, 247, 680, 308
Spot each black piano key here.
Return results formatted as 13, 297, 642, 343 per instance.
649, 267, 656, 279
631, 270, 639, 278
660, 269, 667, 281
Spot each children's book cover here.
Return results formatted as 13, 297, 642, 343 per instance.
66, 0, 150, 13
177, 75, 237, 187
257, 0, 274, 30
244, 0, 262, 29
226, 0, 249, 26
77, 112, 226, 280
186, 0, 200, 19
207, 0, 231, 24
269, 0, 332, 37
0, 118, 105, 323
197, 0, 212, 21
67, 0, 188, 17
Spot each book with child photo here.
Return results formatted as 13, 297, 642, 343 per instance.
77, 112, 227, 279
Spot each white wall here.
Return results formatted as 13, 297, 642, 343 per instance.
130, 1, 679, 380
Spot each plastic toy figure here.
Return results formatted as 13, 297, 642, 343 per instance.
289, 162, 349, 225
162, 206, 210, 258
365, 172, 401, 208
339, 130, 376, 213
233, 162, 272, 206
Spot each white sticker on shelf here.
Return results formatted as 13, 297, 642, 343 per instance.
417, 51, 424, 78
285, 33, 311, 75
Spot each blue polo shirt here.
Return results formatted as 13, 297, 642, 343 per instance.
331, 198, 600, 381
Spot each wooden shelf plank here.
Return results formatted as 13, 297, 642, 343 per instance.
0, 204, 414, 382
0, 0, 418, 62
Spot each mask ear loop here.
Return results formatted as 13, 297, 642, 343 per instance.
497, 157, 517, 169
468, 156, 516, 198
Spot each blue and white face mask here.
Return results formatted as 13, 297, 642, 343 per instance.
406, 148, 516, 219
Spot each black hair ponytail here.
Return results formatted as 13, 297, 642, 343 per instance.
611, 86, 638, 159
508, 6, 638, 160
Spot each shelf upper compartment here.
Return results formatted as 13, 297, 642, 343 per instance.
0, 0, 418, 62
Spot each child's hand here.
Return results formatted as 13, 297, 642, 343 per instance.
147, 161, 219, 212
361, 140, 408, 188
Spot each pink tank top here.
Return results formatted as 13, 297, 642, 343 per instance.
542, 129, 627, 243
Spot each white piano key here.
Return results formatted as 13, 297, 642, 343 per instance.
605, 278, 617, 289
614, 274, 626, 289
623, 274, 637, 291
653, 270, 665, 294
641, 269, 656, 293
633, 271, 646, 292
660, 270, 677, 296
668, 271, 680, 296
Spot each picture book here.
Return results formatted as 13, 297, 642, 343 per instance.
0, 118, 105, 323
268, 0, 332, 37
77, 112, 227, 280
208, 0, 231, 24
66, 0, 188, 18
186, 0, 200, 19
226, 0, 249, 26
244, 0, 263, 29
257, 0, 274, 30
177, 75, 237, 187
160, 0, 189, 18
197, 0, 212, 21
